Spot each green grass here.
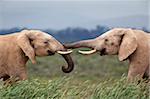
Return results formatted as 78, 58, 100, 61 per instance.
27, 50, 128, 81
0, 77, 149, 99
0, 50, 149, 99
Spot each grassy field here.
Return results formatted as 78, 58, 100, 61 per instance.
0, 77, 149, 99
0, 50, 149, 99
28, 50, 128, 81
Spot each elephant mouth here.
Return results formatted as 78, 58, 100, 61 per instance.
100, 48, 106, 56
47, 50, 55, 55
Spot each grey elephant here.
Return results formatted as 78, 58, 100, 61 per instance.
0, 30, 74, 83
65, 28, 150, 81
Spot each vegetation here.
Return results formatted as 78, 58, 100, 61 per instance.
0, 77, 148, 99
0, 50, 149, 99
27, 49, 128, 81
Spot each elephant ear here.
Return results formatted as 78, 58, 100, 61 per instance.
118, 29, 137, 61
17, 30, 36, 64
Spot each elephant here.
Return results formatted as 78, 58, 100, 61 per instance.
0, 29, 74, 83
65, 28, 150, 81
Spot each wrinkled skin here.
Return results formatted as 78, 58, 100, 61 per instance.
65, 28, 150, 81
0, 30, 74, 84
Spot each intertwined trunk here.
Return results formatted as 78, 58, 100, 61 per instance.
61, 54, 74, 73
64, 39, 96, 49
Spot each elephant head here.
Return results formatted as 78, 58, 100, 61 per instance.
17, 30, 74, 73
65, 28, 137, 61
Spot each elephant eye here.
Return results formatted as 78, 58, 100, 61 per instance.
44, 41, 49, 44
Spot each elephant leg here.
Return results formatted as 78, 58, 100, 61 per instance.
12, 66, 28, 81
4, 73, 27, 85
143, 66, 149, 79
18, 70, 28, 81
12, 68, 28, 81
127, 64, 148, 82
4, 67, 27, 85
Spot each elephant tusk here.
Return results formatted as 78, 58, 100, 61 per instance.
57, 49, 73, 55
78, 49, 97, 55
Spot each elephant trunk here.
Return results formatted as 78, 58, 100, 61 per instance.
64, 39, 96, 49
52, 39, 74, 73
61, 54, 74, 73
56, 44, 74, 73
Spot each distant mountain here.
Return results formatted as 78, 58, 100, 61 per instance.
0, 26, 110, 43
45, 26, 110, 43
0, 22, 149, 43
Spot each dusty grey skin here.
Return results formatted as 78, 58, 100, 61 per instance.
0, 30, 74, 84
65, 28, 150, 81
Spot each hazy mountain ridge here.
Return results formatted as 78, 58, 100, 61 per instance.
0, 25, 110, 43
0, 24, 149, 43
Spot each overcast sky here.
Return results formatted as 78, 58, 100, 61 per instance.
0, 0, 149, 30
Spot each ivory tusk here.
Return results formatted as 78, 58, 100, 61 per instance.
78, 49, 97, 55
57, 49, 73, 54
